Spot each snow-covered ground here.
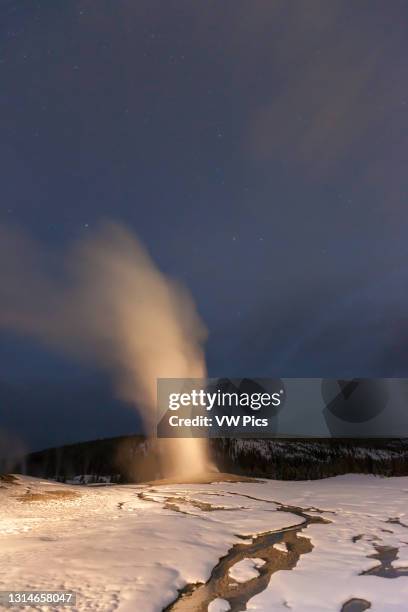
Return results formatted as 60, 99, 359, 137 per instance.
0, 474, 407, 611
228, 558, 266, 583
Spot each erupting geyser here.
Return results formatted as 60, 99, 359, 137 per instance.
0, 223, 211, 478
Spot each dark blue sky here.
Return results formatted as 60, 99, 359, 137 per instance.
1, 1, 408, 451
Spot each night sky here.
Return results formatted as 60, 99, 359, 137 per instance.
1, 1, 408, 451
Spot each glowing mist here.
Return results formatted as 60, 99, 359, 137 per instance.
0, 223, 210, 478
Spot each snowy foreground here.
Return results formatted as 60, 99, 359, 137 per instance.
1, 474, 408, 611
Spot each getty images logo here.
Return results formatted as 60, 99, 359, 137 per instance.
205, 378, 286, 415
157, 377, 395, 438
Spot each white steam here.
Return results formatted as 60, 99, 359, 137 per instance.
0, 223, 209, 478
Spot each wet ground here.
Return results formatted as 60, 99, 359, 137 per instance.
139, 474, 408, 611
140, 482, 331, 612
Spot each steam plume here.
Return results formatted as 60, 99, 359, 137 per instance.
0, 223, 209, 477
